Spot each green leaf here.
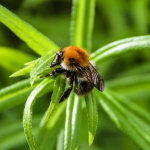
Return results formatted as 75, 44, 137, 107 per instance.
0, 5, 59, 55
10, 66, 32, 77
0, 47, 35, 72
107, 89, 150, 124
85, 91, 98, 146
0, 116, 40, 150
90, 35, 150, 64
23, 78, 53, 150
64, 92, 82, 150
36, 102, 66, 150
70, 0, 95, 51
0, 79, 38, 112
10, 59, 39, 77
45, 76, 66, 121
64, 92, 75, 150
70, 95, 82, 150
56, 130, 64, 150
30, 51, 56, 85
96, 89, 150, 150
106, 74, 150, 93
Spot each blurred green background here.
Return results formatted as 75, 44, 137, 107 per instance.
0, 0, 150, 150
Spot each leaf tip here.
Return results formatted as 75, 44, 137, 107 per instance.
89, 131, 94, 146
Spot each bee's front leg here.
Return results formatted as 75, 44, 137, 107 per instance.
40, 68, 68, 78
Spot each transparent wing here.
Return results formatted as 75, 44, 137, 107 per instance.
75, 62, 105, 92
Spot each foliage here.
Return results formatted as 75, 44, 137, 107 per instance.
0, 0, 150, 150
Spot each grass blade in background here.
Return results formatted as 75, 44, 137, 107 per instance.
64, 93, 82, 150
90, 35, 150, 64
0, 79, 38, 112
56, 130, 64, 150
85, 91, 98, 145
10, 59, 39, 77
107, 89, 150, 123
70, 95, 82, 150
67, 0, 96, 149
90, 35, 150, 59
23, 78, 53, 150
0, 5, 59, 55
70, 0, 95, 51
30, 51, 56, 85
0, 116, 41, 150
0, 47, 35, 72
64, 92, 75, 150
95, 89, 150, 150
37, 102, 66, 150
44, 76, 66, 121
106, 74, 150, 93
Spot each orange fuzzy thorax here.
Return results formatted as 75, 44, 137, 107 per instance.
63, 46, 89, 67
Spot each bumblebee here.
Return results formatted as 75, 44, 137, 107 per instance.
41, 46, 105, 103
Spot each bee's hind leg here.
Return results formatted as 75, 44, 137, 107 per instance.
59, 74, 74, 103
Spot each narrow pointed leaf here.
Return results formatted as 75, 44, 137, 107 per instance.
64, 92, 82, 150
45, 76, 66, 121
56, 130, 64, 150
10, 59, 39, 77
37, 102, 66, 150
107, 89, 150, 125
90, 35, 150, 59
0, 5, 59, 55
23, 78, 53, 150
90, 36, 150, 64
70, 95, 82, 150
106, 74, 150, 93
0, 47, 35, 72
70, 0, 95, 51
0, 116, 40, 150
64, 92, 75, 150
30, 51, 56, 85
96, 89, 150, 150
10, 66, 32, 77
0, 79, 38, 111
85, 92, 98, 145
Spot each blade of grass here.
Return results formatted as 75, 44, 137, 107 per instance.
106, 73, 150, 93
64, 92, 82, 150
96, 89, 150, 150
30, 51, 55, 85
0, 116, 41, 149
0, 79, 38, 112
45, 76, 66, 121
0, 5, 59, 55
23, 78, 53, 150
85, 91, 98, 146
56, 129, 64, 150
90, 35, 150, 60
0, 47, 35, 72
64, 92, 75, 150
10, 59, 39, 77
70, 0, 95, 51
107, 89, 150, 123
0, 78, 53, 112
36, 102, 66, 150
70, 95, 82, 150
91, 36, 150, 64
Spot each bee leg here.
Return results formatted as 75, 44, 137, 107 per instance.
59, 74, 74, 103
40, 68, 68, 78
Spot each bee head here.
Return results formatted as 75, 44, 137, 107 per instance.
50, 47, 64, 68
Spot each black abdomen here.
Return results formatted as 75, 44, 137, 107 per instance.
74, 77, 93, 95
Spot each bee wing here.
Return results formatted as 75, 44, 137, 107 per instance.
75, 62, 105, 92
